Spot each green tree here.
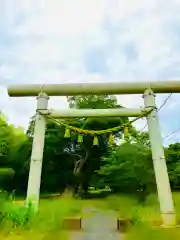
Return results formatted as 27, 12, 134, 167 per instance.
24, 95, 130, 196
0, 113, 27, 192
97, 143, 155, 201
165, 143, 180, 189
66, 95, 130, 196
129, 127, 151, 148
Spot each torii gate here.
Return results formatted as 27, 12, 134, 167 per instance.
7, 80, 180, 227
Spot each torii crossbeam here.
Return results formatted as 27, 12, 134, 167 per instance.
7, 80, 180, 96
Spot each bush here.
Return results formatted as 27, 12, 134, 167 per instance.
4, 202, 35, 228
0, 190, 8, 224
0, 169, 15, 190
97, 143, 155, 194
0, 190, 35, 229
131, 208, 143, 226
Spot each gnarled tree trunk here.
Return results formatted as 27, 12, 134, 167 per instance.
62, 150, 90, 198
73, 150, 90, 197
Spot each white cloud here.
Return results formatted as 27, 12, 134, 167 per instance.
0, 0, 180, 145
14, 0, 106, 38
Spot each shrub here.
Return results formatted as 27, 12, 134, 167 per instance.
4, 202, 35, 228
131, 208, 143, 226
0, 190, 8, 225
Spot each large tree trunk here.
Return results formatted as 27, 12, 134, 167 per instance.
62, 185, 74, 198
62, 150, 90, 198
73, 150, 89, 196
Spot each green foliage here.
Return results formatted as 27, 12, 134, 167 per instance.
131, 131, 151, 148
67, 95, 119, 109
97, 143, 155, 196
0, 168, 15, 178
165, 143, 180, 189
4, 203, 35, 228
0, 190, 35, 229
0, 190, 8, 225
0, 196, 82, 236
0, 168, 15, 190
131, 208, 143, 226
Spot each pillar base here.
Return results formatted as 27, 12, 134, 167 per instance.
63, 217, 82, 230
161, 212, 176, 227
117, 218, 132, 232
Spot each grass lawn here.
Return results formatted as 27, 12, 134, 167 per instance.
0, 192, 180, 239
104, 192, 180, 239
0, 196, 83, 239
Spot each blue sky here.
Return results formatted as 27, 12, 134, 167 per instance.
0, 0, 180, 146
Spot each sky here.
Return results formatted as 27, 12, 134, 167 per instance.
1, 0, 180, 146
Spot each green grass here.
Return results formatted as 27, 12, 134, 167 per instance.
1, 192, 180, 239
103, 193, 180, 239
125, 225, 180, 240
105, 193, 162, 222
0, 196, 83, 239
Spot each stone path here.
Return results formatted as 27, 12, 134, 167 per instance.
70, 208, 121, 240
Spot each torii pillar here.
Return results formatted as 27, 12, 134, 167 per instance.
26, 92, 49, 210
143, 89, 176, 226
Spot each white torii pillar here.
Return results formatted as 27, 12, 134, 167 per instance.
26, 92, 49, 210
143, 89, 176, 226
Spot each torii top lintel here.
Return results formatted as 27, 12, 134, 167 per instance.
7, 81, 180, 97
